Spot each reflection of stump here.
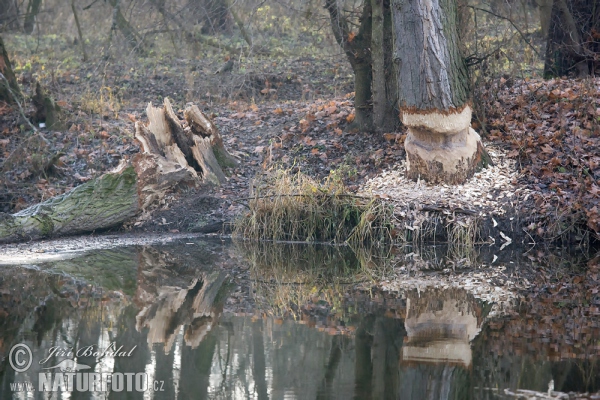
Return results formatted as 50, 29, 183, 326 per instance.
0, 99, 236, 243
135, 247, 228, 352
402, 288, 482, 367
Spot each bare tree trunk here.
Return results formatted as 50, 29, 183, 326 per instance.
71, 0, 88, 62
0, 36, 21, 103
371, 0, 399, 132
0, 0, 20, 30
107, 0, 146, 54
23, 0, 42, 34
325, 0, 374, 131
0, 99, 236, 243
536, 0, 554, 37
544, 0, 599, 77
392, 0, 492, 184
199, 0, 232, 35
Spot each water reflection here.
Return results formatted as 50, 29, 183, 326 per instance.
0, 239, 598, 399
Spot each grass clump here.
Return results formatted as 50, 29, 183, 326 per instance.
234, 168, 393, 244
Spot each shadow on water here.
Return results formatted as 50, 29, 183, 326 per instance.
0, 238, 598, 399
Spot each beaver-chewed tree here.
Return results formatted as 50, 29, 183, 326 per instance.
0, 98, 238, 243
391, 0, 492, 184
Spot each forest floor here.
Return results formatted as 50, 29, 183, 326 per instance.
0, 34, 599, 246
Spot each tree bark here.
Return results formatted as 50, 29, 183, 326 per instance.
536, 0, 554, 38
326, 1, 399, 132
71, 0, 88, 62
543, 0, 599, 77
107, 0, 146, 54
23, 0, 42, 34
371, 0, 399, 132
325, 0, 374, 131
0, 36, 21, 104
199, 0, 232, 35
0, 99, 236, 243
392, 0, 492, 184
0, 0, 20, 30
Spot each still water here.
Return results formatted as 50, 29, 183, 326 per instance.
0, 237, 598, 399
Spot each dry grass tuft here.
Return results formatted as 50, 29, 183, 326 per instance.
234, 168, 393, 244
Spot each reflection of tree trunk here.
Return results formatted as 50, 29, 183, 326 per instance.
23, 0, 42, 34
154, 343, 176, 400
354, 316, 374, 400
252, 320, 269, 400
109, 306, 148, 400
71, 318, 102, 400
383, 318, 404, 399
316, 336, 344, 400
180, 330, 217, 398
371, 316, 404, 400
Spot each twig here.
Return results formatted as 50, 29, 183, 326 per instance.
236, 193, 372, 202
467, 6, 542, 59
82, 0, 100, 10
420, 205, 478, 215
0, 72, 49, 144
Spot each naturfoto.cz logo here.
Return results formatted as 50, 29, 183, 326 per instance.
8, 342, 165, 393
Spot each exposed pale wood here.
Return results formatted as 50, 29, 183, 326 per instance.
191, 136, 227, 185
0, 99, 235, 243
392, 0, 490, 184
146, 102, 172, 147
185, 104, 239, 168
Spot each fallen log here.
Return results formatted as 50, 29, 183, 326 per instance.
0, 99, 236, 243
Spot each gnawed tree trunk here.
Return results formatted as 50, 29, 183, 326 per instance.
544, 0, 600, 77
0, 99, 236, 243
392, 0, 492, 184
0, 36, 21, 103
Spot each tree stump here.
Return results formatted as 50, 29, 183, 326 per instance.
0, 99, 237, 243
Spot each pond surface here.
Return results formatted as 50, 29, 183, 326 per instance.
0, 237, 598, 399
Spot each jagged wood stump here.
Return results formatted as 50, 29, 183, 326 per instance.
0, 98, 237, 243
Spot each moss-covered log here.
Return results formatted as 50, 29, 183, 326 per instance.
0, 163, 138, 243
0, 99, 236, 243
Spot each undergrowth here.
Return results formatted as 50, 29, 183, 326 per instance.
234, 168, 393, 244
